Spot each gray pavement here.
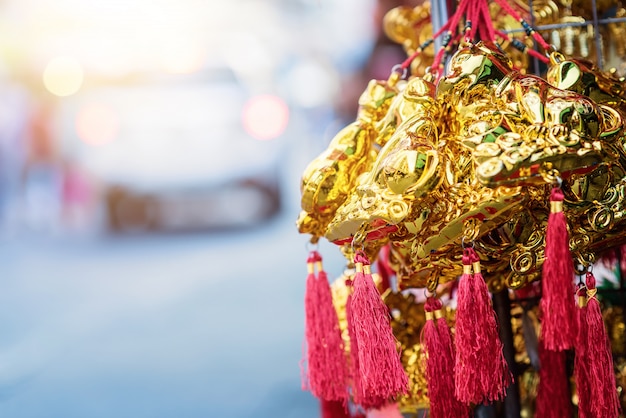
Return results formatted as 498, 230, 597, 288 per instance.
0, 196, 347, 417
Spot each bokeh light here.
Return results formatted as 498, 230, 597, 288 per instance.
286, 60, 339, 108
0, 0, 383, 416
75, 102, 120, 146
242, 95, 289, 140
159, 40, 206, 74
43, 56, 84, 97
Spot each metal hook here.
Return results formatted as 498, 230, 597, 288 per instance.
426, 274, 439, 295
554, 175, 563, 188
390, 64, 408, 80
351, 222, 369, 253
350, 237, 365, 255
423, 288, 434, 299
548, 48, 563, 63
305, 239, 319, 253
461, 236, 475, 249
575, 253, 595, 274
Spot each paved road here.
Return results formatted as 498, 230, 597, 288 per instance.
0, 196, 348, 417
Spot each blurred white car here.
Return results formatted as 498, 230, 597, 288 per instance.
58, 67, 287, 232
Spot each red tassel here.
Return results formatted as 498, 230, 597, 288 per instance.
574, 285, 591, 418
423, 297, 469, 418
454, 247, 511, 404
575, 272, 620, 418
346, 286, 363, 406
303, 251, 321, 391
535, 341, 572, 418
348, 251, 408, 409
303, 251, 349, 402
540, 187, 577, 351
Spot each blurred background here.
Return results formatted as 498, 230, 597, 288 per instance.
0, 0, 418, 416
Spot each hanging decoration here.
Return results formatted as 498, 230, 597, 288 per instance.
302, 250, 349, 403
454, 247, 511, 404
297, 0, 626, 415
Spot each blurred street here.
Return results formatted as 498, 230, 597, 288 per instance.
0, 193, 348, 418
0, 0, 388, 416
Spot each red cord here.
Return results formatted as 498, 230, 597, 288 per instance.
434, 33, 464, 83
525, 46, 551, 63
480, 0, 497, 44
399, 21, 451, 69
509, 0, 531, 20
399, 0, 551, 72
431, 0, 471, 69
448, 0, 471, 39
467, 0, 480, 41
432, 47, 447, 76
399, 51, 419, 70
476, 1, 489, 41
492, 0, 552, 51
400, 0, 470, 71
492, 0, 523, 22
494, 29, 550, 64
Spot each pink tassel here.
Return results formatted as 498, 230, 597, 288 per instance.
540, 187, 577, 351
346, 286, 363, 406
574, 285, 591, 418
348, 251, 408, 409
303, 251, 349, 402
302, 251, 321, 391
535, 341, 572, 418
576, 272, 620, 418
454, 247, 511, 404
423, 297, 469, 418
366, 403, 403, 418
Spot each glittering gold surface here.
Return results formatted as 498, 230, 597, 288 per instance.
297, 75, 401, 239
383, 3, 434, 77
301, 41, 626, 291
383, 288, 457, 412
300, 3, 626, 414
382, 0, 622, 78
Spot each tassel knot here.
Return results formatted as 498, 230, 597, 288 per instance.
586, 287, 598, 300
